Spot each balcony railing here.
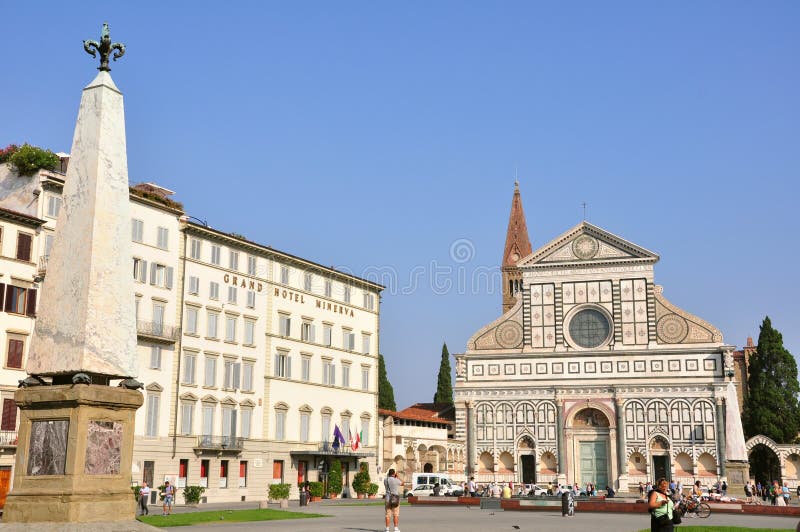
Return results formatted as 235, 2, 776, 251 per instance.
0, 430, 18, 447
289, 441, 374, 458
194, 435, 244, 451
137, 320, 180, 343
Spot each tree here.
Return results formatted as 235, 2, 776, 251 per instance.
434, 342, 454, 405
327, 459, 343, 496
742, 317, 800, 482
378, 354, 396, 411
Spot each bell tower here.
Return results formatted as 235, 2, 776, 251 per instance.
501, 181, 532, 313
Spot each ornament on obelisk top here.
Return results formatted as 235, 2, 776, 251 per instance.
25, 22, 139, 386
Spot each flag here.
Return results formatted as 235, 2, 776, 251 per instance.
351, 429, 360, 452
333, 424, 346, 449
354, 430, 362, 451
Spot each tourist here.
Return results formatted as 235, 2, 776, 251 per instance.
782, 483, 790, 504
721, 480, 728, 496
432, 482, 441, 496
467, 477, 477, 497
162, 480, 174, 516
744, 481, 753, 503
561, 488, 575, 517
384, 468, 402, 532
639, 481, 645, 498
676, 481, 683, 499
605, 485, 615, 498
648, 477, 675, 531
491, 482, 501, 498
501, 483, 511, 499
138, 482, 150, 516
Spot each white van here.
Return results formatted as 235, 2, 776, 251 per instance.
411, 473, 456, 495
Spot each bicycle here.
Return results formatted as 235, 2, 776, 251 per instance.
676, 495, 711, 518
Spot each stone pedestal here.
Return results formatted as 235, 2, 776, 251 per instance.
723, 460, 750, 497
3, 385, 143, 523
617, 473, 629, 493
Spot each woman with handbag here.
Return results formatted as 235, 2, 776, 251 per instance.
648, 478, 676, 531
384, 469, 403, 532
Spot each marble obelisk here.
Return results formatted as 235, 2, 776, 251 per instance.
3, 24, 145, 526
724, 381, 750, 492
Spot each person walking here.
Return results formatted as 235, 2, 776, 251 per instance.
384, 468, 402, 532
648, 477, 675, 532
138, 482, 150, 516
162, 481, 174, 516
467, 477, 477, 497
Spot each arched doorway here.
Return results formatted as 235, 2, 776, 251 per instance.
749, 443, 781, 485
570, 407, 610, 488
517, 435, 536, 484
649, 435, 670, 481
423, 463, 433, 473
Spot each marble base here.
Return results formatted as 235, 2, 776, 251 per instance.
2, 385, 143, 523
723, 460, 750, 496
0, 521, 158, 531
616, 474, 629, 493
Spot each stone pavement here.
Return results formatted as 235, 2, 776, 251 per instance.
159, 501, 800, 532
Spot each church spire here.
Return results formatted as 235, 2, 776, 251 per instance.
501, 181, 532, 313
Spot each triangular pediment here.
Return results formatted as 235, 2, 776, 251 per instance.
518, 222, 659, 268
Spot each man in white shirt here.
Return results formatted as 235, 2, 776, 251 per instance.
138, 482, 150, 516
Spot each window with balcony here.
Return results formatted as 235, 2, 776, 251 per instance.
202, 405, 214, 439
321, 412, 331, 442
300, 412, 310, 442
240, 408, 252, 439
361, 417, 370, 446
180, 403, 194, 435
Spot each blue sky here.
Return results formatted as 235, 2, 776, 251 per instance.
2, 1, 798, 409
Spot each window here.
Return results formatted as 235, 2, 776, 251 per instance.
363, 292, 375, 310
149, 263, 173, 289
323, 324, 332, 346
361, 367, 370, 391
224, 360, 241, 389
225, 315, 236, 342
1, 398, 17, 431
341, 417, 351, 441
227, 286, 237, 304
362, 334, 371, 354
16, 232, 32, 261
343, 286, 351, 304
179, 459, 189, 488
219, 460, 229, 489
342, 329, 355, 351
342, 364, 350, 388
186, 307, 198, 335
6, 338, 24, 369
303, 273, 312, 292
229, 250, 239, 271
246, 290, 256, 308
204, 356, 216, 387
321, 413, 331, 442
275, 409, 286, 440
188, 276, 200, 295
274, 353, 291, 379
361, 418, 370, 446
156, 227, 169, 250
247, 255, 257, 276
323, 360, 335, 385
133, 258, 147, 283
150, 345, 162, 369
46, 195, 61, 218
209, 281, 220, 300
44, 233, 54, 257
301, 356, 311, 382
239, 461, 248, 488
222, 407, 237, 443
243, 319, 255, 345
240, 409, 252, 439
324, 279, 332, 298
210, 245, 221, 265
146, 394, 160, 437
207, 312, 219, 339
300, 412, 310, 442
4, 285, 36, 316
180, 403, 194, 435
131, 218, 143, 242
301, 321, 315, 342
568, 308, 612, 349
280, 266, 289, 284
278, 314, 291, 337
202, 405, 214, 438
182, 353, 196, 384
242, 363, 254, 391
190, 238, 202, 259
200, 459, 210, 488
152, 303, 165, 334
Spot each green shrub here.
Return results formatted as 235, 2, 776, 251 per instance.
131, 485, 141, 499
352, 462, 371, 494
307, 481, 324, 498
367, 482, 379, 496
183, 485, 205, 504
269, 483, 291, 500
327, 460, 343, 495
7, 144, 60, 176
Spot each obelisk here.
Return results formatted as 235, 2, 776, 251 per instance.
2, 23, 146, 526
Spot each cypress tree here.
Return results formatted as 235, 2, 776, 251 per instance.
434, 342, 454, 405
378, 354, 397, 411
742, 317, 800, 482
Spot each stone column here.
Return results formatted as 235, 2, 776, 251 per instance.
615, 397, 629, 492
466, 401, 476, 477
716, 398, 727, 477
556, 399, 566, 486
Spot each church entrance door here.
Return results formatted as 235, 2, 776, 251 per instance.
579, 441, 608, 488
652, 455, 669, 481
521, 455, 536, 484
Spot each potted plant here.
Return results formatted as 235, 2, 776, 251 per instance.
352, 462, 371, 499
308, 481, 324, 502
269, 483, 291, 509
183, 485, 205, 507
327, 460, 343, 498
367, 482, 379, 498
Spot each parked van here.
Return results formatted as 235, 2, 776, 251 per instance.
411, 473, 456, 495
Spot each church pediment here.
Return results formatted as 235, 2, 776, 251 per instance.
466, 296, 524, 352
518, 222, 659, 268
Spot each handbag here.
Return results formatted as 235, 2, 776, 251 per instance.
388, 493, 400, 507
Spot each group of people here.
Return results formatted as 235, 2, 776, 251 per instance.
745, 480, 794, 506
136, 480, 175, 517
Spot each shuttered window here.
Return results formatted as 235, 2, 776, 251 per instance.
15, 233, 32, 261
6, 339, 23, 369
1, 399, 17, 431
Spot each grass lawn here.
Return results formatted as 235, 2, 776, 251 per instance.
640, 525, 795, 532
138, 508, 329, 527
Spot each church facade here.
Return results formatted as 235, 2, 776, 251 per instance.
454, 183, 743, 491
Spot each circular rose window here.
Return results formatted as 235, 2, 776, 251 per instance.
568, 308, 612, 348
